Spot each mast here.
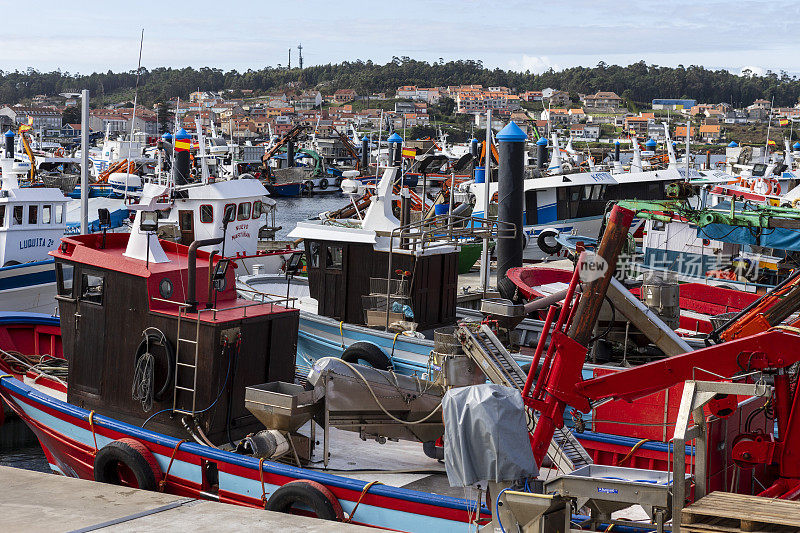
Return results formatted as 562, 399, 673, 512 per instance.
685, 120, 691, 181
128, 29, 144, 148
765, 96, 775, 159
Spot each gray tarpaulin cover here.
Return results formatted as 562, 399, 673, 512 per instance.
442, 384, 538, 487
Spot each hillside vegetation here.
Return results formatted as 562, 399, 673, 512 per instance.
1, 59, 797, 108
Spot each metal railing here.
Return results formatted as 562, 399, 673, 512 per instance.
151, 293, 298, 320
381, 215, 517, 331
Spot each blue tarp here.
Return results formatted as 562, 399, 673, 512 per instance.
698, 224, 800, 252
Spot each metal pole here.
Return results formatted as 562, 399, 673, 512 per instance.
80, 89, 89, 235
685, 120, 691, 181
480, 109, 492, 291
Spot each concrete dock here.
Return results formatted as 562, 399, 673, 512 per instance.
0, 465, 373, 532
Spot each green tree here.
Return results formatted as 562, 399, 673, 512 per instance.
156, 102, 173, 133
62, 106, 81, 126
435, 97, 456, 116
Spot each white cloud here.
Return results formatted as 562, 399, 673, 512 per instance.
738, 65, 766, 77
507, 55, 559, 74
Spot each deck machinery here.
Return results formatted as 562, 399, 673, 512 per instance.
483, 204, 800, 532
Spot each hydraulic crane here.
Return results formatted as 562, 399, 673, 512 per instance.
262, 124, 308, 163
521, 204, 800, 504
331, 127, 361, 170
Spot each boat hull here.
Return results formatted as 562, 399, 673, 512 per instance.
0, 261, 58, 314
0, 374, 489, 532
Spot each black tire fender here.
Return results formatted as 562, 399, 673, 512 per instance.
341, 342, 391, 370
94, 438, 162, 491
266, 479, 344, 521
497, 275, 520, 302
536, 229, 562, 255
318, 177, 329, 190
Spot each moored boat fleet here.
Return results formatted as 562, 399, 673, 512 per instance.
4, 112, 800, 532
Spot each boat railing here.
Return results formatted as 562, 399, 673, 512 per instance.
378, 214, 516, 331
380, 214, 516, 255
151, 294, 298, 320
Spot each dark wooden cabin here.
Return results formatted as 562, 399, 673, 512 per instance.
51, 233, 298, 444
304, 238, 458, 331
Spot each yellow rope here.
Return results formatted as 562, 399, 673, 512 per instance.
345, 481, 383, 523
259, 457, 268, 506
339, 321, 345, 348
390, 332, 401, 362
88, 411, 98, 454
0, 374, 14, 380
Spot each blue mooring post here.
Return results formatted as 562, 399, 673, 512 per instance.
496, 121, 528, 282
470, 137, 480, 171
287, 139, 295, 168
361, 135, 369, 171
174, 128, 191, 185
4, 130, 14, 158
387, 132, 403, 167
536, 136, 548, 168
614, 140, 621, 162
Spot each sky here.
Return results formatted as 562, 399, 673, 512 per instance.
1, 0, 798, 77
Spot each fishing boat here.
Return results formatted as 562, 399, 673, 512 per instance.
0, 212, 492, 531
0, 130, 71, 313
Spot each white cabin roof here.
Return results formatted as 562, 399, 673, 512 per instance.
0, 187, 69, 203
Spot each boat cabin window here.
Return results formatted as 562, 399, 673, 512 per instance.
55, 205, 63, 224
237, 202, 251, 221
652, 220, 666, 232
13, 206, 22, 225
80, 273, 104, 305
42, 205, 51, 225
199, 204, 213, 223
28, 205, 38, 225
326, 245, 343, 269
252, 200, 263, 219
0, 205, 4, 228
55, 263, 74, 298
309, 241, 321, 268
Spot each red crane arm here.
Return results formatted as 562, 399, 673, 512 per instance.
576, 328, 800, 404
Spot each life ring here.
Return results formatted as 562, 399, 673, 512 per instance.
135, 333, 175, 402
55, 147, 65, 157
342, 342, 391, 370
536, 229, 562, 255
318, 178, 329, 190
94, 438, 162, 491
771, 180, 781, 195
266, 480, 344, 521
751, 179, 770, 196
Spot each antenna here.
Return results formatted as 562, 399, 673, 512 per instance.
288, 48, 291, 70
298, 43, 303, 69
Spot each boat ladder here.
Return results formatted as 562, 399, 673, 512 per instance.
458, 324, 593, 473
172, 307, 201, 416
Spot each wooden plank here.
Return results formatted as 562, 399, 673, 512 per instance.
682, 492, 800, 531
